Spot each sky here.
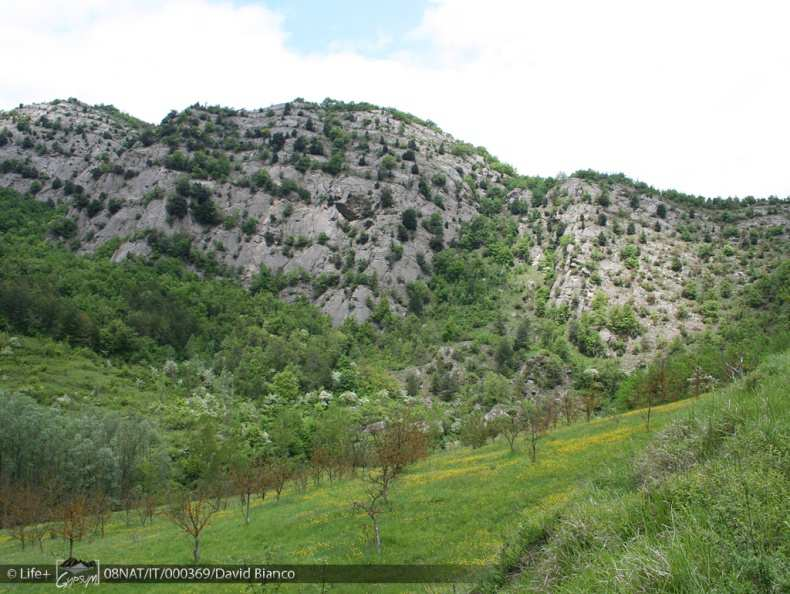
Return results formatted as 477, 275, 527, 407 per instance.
1, 0, 788, 198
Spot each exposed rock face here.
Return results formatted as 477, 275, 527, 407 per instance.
0, 98, 787, 362
0, 99, 488, 323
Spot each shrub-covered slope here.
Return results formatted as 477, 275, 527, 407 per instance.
1, 98, 786, 359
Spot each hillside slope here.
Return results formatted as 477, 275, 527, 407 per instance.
490, 350, 790, 593
0, 379, 701, 593
1, 99, 787, 366
1, 352, 786, 593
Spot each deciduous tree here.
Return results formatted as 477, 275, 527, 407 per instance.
230, 458, 264, 525
459, 412, 490, 449
351, 412, 429, 553
57, 495, 91, 559
163, 488, 217, 562
560, 390, 578, 425
523, 398, 549, 463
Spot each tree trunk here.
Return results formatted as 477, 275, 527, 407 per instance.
244, 494, 250, 525
68, 536, 74, 558
193, 537, 200, 562
373, 520, 381, 555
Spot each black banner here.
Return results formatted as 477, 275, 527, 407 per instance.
1, 564, 490, 584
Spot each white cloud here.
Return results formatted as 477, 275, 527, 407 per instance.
1, 0, 788, 197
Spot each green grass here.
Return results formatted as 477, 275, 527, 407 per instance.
3, 349, 788, 593
0, 389, 695, 593
0, 333, 169, 411
491, 350, 790, 593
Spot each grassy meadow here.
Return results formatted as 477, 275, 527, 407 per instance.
493, 350, 790, 593
0, 393, 696, 593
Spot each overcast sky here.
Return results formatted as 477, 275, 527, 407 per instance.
1, 0, 788, 198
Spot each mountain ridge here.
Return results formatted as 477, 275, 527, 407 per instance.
1, 97, 787, 368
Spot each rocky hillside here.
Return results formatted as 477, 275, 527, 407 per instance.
1, 98, 787, 366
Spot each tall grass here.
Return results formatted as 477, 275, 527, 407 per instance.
489, 350, 790, 593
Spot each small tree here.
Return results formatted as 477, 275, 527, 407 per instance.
166, 193, 188, 219
459, 412, 490, 449
291, 462, 310, 494
9, 486, 49, 552
132, 486, 159, 527
351, 485, 388, 555
352, 413, 428, 552
545, 396, 560, 429
28, 516, 50, 553
405, 372, 421, 397
310, 446, 332, 485
514, 319, 532, 351
311, 407, 354, 482
492, 403, 527, 453
163, 488, 217, 562
203, 473, 231, 513
495, 338, 515, 372
3, 484, 51, 552
122, 491, 136, 527
268, 458, 293, 502
6, 485, 38, 550
91, 490, 112, 538
560, 390, 578, 425
230, 459, 264, 525
581, 368, 603, 422
57, 495, 91, 559
368, 416, 429, 502
523, 399, 548, 463
642, 357, 669, 431
723, 352, 746, 382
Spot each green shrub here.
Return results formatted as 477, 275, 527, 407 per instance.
607, 303, 641, 338
49, 216, 78, 239
166, 194, 188, 219
322, 151, 344, 176
401, 208, 418, 231
422, 212, 444, 237
418, 177, 432, 199
380, 188, 394, 208
241, 217, 258, 236
620, 243, 640, 269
